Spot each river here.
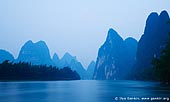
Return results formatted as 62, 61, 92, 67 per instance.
0, 80, 170, 102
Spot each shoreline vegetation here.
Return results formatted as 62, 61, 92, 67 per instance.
0, 60, 80, 81
152, 40, 170, 85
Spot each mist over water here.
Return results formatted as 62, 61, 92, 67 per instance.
0, 80, 169, 102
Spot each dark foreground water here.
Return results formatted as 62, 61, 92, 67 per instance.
0, 80, 170, 102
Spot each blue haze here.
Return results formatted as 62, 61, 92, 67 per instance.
0, 81, 169, 102
0, 0, 170, 68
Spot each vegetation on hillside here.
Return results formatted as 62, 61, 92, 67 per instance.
152, 41, 170, 84
0, 60, 80, 81
152, 20, 170, 84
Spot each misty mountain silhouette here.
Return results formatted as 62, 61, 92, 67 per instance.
93, 10, 170, 80
0, 49, 14, 63
86, 61, 96, 79
16, 40, 52, 65
52, 53, 60, 67
52, 52, 87, 79
93, 28, 137, 80
132, 10, 170, 80
1, 10, 169, 81
0, 40, 92, 80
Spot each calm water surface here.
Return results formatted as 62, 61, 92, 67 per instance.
0, 80, 170, 102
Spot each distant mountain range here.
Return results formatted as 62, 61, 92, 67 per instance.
93, 10, 170, 80
52, 52, 87, 79
1, 10, 169, 81
0, 40, 95, 79
86, 61, 96, 79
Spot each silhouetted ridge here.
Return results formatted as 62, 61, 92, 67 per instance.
160, 10, 169, 19
93, 28, 137, 80
0, 49, 14, 63
52, 53, 60, 67
86, 61, 96, 79
61, 53, 76, 64
106, 28, 123, 42
0, 40, 91, 80
124, 37, 137, 43
53, 53, 59, 61
131, 10, 170, 80
51, 52, 87, 79
17, 40, 52, 65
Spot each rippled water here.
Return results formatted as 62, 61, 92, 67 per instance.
0, 80, 170, 102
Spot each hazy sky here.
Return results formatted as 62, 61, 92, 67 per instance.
0, 0, 170, 68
